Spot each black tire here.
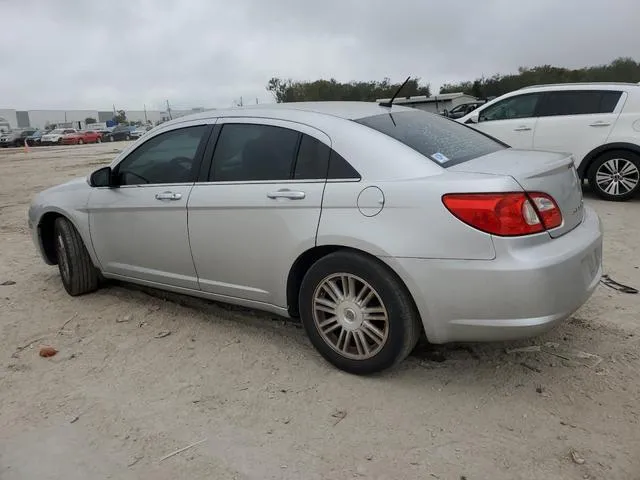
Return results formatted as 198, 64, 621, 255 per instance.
96, 136, 101, 143
587, 150, 640, 201
125, 134, 131, 141
54, 217, 100, 296
299, 251, 421, 375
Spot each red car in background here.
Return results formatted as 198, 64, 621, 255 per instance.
60, 130, 103, 145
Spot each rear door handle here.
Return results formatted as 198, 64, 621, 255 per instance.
513, 126, 532, 131
155, 191, 182, 201
267, 189, 306, 200
589, 121, 611, 127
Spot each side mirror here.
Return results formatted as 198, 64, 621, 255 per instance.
465, 112, 479, 124
89, 166, 114, 187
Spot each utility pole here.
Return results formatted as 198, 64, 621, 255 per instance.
144, 104, 148, 124
166, 100, 172, 120
239, 96, 243, 107
256, 98, 258, 105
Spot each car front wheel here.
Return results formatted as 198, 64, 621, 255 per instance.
588, 150, 640, 201
54, 217, 100, 296
299, 251, 421, 374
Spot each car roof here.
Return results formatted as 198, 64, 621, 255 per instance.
518, 82, 640, 92
160, 101, 416, 128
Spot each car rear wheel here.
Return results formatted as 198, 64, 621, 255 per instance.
54, 217, 100, 296
78, 139, 84, 145
126, 134, 131, 140
109, 136, 114, 142
299, 251, 421, 374
588, 150, 640, 201
96, 136, 101, 143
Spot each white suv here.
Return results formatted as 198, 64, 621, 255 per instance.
458, 83, 640, 201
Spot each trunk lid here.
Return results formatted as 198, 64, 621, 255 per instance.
448, 149, 584, 238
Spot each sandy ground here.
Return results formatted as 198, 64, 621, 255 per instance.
0, 143, 639, 480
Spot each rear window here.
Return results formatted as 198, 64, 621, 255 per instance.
355, 110, 505, 167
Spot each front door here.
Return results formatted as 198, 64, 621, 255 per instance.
471, 92, 543, 149
188, 119, 331, 309
88, 123, 212, 289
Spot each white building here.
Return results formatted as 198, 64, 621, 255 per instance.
375, 92, 478, 114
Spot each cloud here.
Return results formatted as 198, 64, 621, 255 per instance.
1, 0, 638, 109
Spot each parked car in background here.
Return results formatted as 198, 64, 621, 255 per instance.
60, 130, 103, 145
443, 101, 485, 119
102, 124, 134, 142
0, 128, 37, 147
26, 130, 46, 146
130, 125, 152, 139
28, 102, 602, 374
458, 82, 640, 201
41, 128, 77, 145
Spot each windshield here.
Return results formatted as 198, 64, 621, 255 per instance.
355, 110, 505, 167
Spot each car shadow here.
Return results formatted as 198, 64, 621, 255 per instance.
108, 279, 619, 389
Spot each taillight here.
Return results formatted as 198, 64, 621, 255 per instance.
442, 192, 562, 236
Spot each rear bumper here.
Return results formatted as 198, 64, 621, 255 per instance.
385, 206, 603, 343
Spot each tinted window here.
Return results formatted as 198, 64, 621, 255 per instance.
294, 135, 330, 179
355, 110, 504, 167
479, 93, 542, 122
211, 124, 300, 181
116, 125, 207, 185
328, 150, 360, 179
600, 91, 623, 112
537, 90, 622, 117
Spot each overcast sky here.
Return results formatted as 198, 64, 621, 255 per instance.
1, 0, 638, 110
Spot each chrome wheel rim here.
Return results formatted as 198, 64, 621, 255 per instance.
596, 158, 639, 196
312, 273, 389, 360
57, 235, 70, 282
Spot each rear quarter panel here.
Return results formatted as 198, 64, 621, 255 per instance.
317, 171, 523, 260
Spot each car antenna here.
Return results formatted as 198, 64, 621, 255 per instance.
379, 76, 411, 108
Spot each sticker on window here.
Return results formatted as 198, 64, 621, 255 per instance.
431, 152, 449, 164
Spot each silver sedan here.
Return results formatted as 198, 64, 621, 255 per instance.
28, 102, 603, 374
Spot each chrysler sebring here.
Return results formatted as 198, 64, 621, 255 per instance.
28, 102, 603, 374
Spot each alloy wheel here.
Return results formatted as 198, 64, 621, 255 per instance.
312, 273, 389, 360
595, 158, 640, 196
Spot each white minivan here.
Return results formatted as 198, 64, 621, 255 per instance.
458, 83, 640, 201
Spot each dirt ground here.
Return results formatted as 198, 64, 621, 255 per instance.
0, 143, 639, 480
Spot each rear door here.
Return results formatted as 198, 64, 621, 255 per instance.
533, 89, 623, 166
188, 118, 330, 308
471, 92, 543, 149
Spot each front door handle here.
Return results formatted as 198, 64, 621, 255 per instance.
267, 189, 306, 200
513, 126, 532, 131
155, 191, 182, 201
589, 121, 611, 127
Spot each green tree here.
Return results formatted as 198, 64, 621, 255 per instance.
85, 117, 96, 125
439, 57, 640, 98
267, 77, 430, 103
114, 110, 127, 124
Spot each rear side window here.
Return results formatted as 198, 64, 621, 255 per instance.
211, 124, 299, 181
355, 110, 505, 167
294, 135, 330, 179
538, 90, 623, 116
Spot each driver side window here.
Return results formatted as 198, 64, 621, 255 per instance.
478, 93, 542, 122
116, 125, 208, 185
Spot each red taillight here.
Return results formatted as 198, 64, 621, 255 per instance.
442, 192, 562, 236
